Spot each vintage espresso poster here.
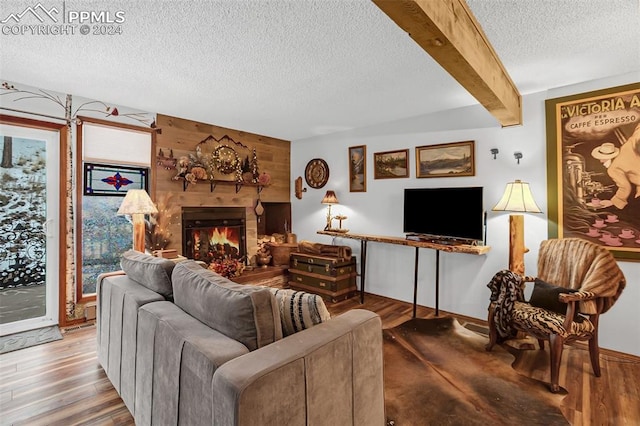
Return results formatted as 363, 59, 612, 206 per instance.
545, 83, 640, 260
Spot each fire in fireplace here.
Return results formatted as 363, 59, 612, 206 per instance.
182, 207, 246, 265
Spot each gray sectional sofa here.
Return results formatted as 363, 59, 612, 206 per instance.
96, 250, 385, 425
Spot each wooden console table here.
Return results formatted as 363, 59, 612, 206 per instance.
317, 231, 490, 317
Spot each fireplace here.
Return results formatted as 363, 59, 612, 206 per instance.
182, 207, 246, 264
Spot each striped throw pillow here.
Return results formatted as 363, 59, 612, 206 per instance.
269, 288, 331, 336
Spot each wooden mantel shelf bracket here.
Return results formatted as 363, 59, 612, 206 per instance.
178, 178, 267, 194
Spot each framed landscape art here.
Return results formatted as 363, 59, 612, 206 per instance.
373, 149, 409, 179
545, 82, 640, 260
348, 145, 366, 192
415, 140, 475, 178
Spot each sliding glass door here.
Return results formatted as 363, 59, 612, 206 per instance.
0, 122, 60, 335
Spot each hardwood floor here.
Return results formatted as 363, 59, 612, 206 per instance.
1, 293, 638, 425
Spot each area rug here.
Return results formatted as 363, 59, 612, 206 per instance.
383, 316, 568, 425
0, 325, 63, 354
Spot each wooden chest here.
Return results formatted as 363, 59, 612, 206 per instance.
288, 253, 358, 302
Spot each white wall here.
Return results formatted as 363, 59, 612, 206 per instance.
290, 73, 640, 357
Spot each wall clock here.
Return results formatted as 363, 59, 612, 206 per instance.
305, 158, 329, 189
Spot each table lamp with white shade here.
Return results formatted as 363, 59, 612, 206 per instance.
117, 189, 158, 252
492, 180, 542, 275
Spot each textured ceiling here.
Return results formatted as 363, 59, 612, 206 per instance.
1, 0, 639, 141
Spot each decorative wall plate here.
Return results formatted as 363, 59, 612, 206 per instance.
305, 158, 329, 189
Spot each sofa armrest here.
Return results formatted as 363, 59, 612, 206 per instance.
96, 272, 167, 415
212, 309, 385, 426
135, 301, 250, 426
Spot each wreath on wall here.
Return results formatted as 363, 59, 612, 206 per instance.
213, 145, 240, 175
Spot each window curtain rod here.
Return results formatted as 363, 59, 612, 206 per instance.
0, 106, 71, 123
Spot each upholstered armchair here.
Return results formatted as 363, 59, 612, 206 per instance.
486, 238, 626, 392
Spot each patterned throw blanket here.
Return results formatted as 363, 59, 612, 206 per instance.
487, 269, 525, 338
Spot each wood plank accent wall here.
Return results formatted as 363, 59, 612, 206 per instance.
154, 114, 291, 259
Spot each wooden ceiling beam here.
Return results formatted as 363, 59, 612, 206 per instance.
372, 0, 522, 127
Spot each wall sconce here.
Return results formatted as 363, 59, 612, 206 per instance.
490, 148, 499, 159
321, 190, 339, 231
117, 189, 158, 252
295, 176, 307, 199
514, 152, 523, 164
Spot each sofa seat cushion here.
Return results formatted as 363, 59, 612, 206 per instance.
120, 250, 175, 300
512, 301, 595, 339
268, 288, 331, 336
171, 260, 282, 351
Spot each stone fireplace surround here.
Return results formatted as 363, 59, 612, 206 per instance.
181, 207, 246, 265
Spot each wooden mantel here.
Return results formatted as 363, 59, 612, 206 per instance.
372, 0, 522, 127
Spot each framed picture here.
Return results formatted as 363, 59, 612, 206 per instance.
415, 140, 475, 178
545, 82, 640, 261
348, 145, 366, 192
374, 149, 409, 179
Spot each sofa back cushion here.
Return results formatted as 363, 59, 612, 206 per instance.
269, 288, 331, 336
171, 260, 282, 351
120, 250, 175, 300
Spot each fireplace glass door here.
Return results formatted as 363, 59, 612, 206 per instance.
186, 225, 244, 264
182, 207, 246, 265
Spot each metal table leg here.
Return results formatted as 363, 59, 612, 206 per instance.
360, 240, 367, 304
413, 247, 419, 318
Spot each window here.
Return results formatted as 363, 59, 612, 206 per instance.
76, 118, 153, 303
80, 163, 149, 294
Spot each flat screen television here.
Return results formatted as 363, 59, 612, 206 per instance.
403, 187, 485, 244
